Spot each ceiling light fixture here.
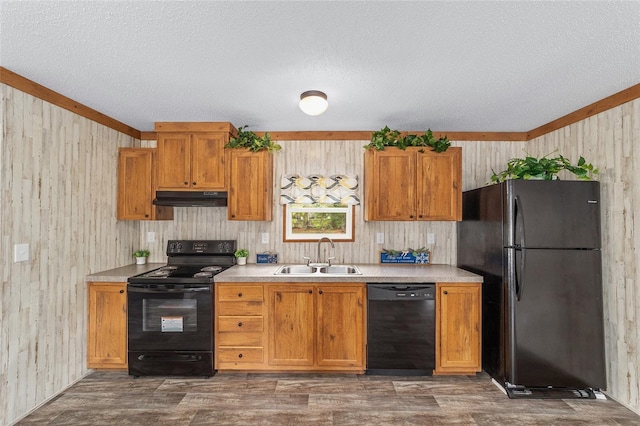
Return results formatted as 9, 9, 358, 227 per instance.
299, 90, 328, 116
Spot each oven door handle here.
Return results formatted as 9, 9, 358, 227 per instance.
127, 286, 211, 294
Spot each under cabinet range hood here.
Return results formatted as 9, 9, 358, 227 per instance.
153, 191, 227, 207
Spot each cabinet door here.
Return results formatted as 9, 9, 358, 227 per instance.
364, 148, 416, 220
157, 133, 192, 189
267, 285, 315, 366
117, 148, 153, 220
117, 148, 173, 221
316, 285, 365, 368
87, 283, 127, 369
416, 147, 462, 221
191, 133, 226, 190
435, 283, 481, 374
227, 149, 273, 221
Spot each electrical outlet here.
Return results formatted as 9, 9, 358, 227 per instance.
147, 232, 156, 243
261, 233, 269, 244
427, 233, 435, 244
14, 243, 29, 262
376, 233, 385, 244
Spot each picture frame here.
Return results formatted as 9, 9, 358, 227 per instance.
283, 204, 355, 242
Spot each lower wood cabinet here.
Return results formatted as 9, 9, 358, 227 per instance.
87, 282, 128, 369
215, 282, 365, 372
434, 282, 482, 375
215, 283, 266, 370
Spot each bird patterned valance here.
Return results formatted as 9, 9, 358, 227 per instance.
280, 174, 360, 205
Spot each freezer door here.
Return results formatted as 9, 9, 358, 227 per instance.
507, 248, 606, 389
506, 180, 601, 249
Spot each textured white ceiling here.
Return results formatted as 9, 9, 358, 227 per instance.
2, 1, 639, 133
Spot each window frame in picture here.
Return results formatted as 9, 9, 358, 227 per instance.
282, 204, 355, 242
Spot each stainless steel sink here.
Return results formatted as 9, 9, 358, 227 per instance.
317, 265, 361, 275
275, 265, 317, 275
274, 264, 362, 275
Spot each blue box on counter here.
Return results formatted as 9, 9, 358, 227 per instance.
380, 251, 430, 264
257, 253, 278, 264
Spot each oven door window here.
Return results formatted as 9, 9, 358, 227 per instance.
143, 299, 198, 332
128, 285, 212, 352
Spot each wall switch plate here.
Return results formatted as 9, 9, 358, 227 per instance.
147, 232, 156, 243
427, 233, 435, 244
14, 243, 29, 262
261, 233, 269, 244
376, 233, 385, 244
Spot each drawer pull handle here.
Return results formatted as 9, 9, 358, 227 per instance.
238, 353, 243, 358
238, 322, 243, 327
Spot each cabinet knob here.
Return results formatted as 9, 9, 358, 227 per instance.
308, 290, 313, 294
443, 291, 448, 295
319, 290, 323, 295
238, 292, 243, 298
409, 215, 414, 219
193, 182, 197, 185
144, 214, 149, 218
418, 215, 423, 218
238, 353, 243, 358
238, 322, 243, 327
184, 181, 188, 185
119, 289, 124, 294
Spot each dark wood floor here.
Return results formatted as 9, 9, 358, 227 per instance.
18, 371, 640, 425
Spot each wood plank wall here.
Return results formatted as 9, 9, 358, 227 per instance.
527, 98, 640, 414
0, 85, 139, 425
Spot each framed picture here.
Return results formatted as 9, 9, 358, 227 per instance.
283, 204, 355, 242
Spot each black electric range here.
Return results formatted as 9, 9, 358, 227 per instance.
127, 239, 236, 377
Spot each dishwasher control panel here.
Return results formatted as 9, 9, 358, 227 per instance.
367, 283, 435, 301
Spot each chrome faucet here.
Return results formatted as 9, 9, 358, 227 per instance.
316, 237, 335, 266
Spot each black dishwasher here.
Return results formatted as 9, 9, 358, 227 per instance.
366, 283, 435, 375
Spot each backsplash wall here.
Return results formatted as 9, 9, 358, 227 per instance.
140, 140, 526, 265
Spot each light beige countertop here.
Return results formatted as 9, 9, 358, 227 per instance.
85, 263, 482, 284
215, 263, 482, 283
86, 263, 166, 282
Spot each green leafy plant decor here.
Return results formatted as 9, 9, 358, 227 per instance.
225, 125, 281, 153
364, 126, 451, 152
490, 151, 598, 183
133, 249, 150, 258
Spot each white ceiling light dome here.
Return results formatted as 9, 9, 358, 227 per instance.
299, 90, 328, 116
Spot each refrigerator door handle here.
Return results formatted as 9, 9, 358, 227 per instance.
515, 248, 525, 301
514, 195, 525, 248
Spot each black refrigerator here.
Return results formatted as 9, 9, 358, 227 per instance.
457, 180, 606, 391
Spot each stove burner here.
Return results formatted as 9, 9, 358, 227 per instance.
201, 266, 222, 273
193, 271, 214, 278
148, 270, 171, 277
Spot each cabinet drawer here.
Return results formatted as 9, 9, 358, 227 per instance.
218, 347, 263, 363
218, 301, 263, 316
218, 286, 263, 302
218, 332, 263, 347
219, 316, 263, 332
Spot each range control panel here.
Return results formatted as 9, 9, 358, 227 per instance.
166, 240, 237, 255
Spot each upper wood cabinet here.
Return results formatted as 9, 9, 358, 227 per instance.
117, 148, 173, 220
364, 147, 462, 221
87, 283, 128, 369
154, 122, 236, 191
434, 282, 482, 375
226, 149, 273, 221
